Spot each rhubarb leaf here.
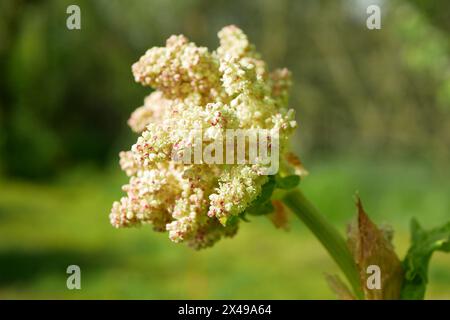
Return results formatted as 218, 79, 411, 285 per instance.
400, 219, 450, 300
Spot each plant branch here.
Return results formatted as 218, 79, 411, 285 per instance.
282, 188, 363, 299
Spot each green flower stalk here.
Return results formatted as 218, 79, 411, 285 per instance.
283, 190, 364, 299
110, 25, 449, 299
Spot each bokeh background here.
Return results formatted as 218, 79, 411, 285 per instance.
0, 0, 449, 299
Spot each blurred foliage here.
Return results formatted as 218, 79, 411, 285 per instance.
0, 0, 449, 179
407, 0, 450, 33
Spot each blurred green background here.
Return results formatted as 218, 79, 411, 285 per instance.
0, 0, 449, 299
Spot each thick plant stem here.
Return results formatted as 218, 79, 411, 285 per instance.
282, 188, 363, 299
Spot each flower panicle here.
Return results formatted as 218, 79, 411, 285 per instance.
110, 25, 299, 249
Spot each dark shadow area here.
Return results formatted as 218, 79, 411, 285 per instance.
0, 248, 116, 286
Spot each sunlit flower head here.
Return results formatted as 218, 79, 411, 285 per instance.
110, 25, 302, 249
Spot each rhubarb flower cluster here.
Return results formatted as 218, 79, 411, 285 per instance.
110, 25, 300, 249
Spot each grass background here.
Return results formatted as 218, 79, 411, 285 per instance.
1, 157, 449, 299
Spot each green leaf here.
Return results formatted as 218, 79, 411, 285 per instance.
239, 212, 250, 222
275, 175, 301, 190
245, 196, 275, 216
258, 175, 276, 203
226, 212, 250, 226
243, 174, 300, 217
247, 201, 275, 216
244, 176, 276, 216
400, 219, 450, 300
